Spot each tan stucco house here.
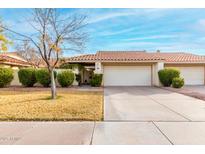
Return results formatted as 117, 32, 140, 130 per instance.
0, 52, 31, 68
0, 52, 32, 86
65, 51, 205, 86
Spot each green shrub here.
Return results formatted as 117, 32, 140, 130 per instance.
90, 74, 103, 87
0, 68, 13, 88
18, 68, 36, 87
75, 74, 81, 86
158, 68, 180, 87
35, 69, 53, 87
57, 70, 74, 87
172, 77, 184, 88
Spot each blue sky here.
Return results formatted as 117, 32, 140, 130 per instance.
1, 8, 205, 55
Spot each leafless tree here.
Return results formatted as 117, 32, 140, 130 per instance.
0, 9, 87, 99
16, 40, 42, 68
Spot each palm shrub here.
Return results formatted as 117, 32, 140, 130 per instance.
0, 67, 13, 88
18, 68, 36, 87
158, 68, 180, 87
35, 69, 57, 87
90, 74, 103, 87
172, 77, 184, 88
57, 70, 74, 87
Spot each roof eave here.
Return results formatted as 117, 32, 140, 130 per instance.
66, 59, 165, 63
165, 62, 205, 64
0, 61, 31, 67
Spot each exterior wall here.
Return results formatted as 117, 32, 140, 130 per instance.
152, 62, 164, 86
94, 61, 103, 74
10, 68, 21, 86
0, 64, 11, 68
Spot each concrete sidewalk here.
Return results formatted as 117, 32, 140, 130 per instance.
1, 121, 205, 145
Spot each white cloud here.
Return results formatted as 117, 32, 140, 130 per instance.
87, 9, 170, 24
88, 12, 136, 24
192, 19, 205, 33
198, 19, 205, 26
98, 27, 137, 36
123, 34, 178, 41
103, 41, 161, 50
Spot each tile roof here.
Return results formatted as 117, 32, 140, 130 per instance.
65, 51, 205, 63
0, 53, 31, 67
154, 52, 205, 63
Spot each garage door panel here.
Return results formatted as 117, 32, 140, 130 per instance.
180, 67, 204, 85
166, 66, 204, 85
104, 66, 151, 86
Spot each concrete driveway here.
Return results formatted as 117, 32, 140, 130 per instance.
184, 85, 205, 95
1, 87, 205, 145
104, 86, 205, 121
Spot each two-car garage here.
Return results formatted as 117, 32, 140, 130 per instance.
103, 64, 205, 86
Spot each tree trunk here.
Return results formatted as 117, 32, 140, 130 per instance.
50, 69, 56, 99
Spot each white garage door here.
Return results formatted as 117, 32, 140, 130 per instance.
167, 66, 204, 85
103, 66, 151, 86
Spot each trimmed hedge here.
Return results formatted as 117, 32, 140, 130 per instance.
18, 68, 36, 87
90, 74, 103, 87
0, 67, 13, 88
35, 69, 57, 87
172, 77, 184, 88
57, 70, 74, 87
158, 68, 180, 87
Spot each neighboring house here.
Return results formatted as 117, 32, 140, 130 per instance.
0, 52, 32, 86
0, 52, 77, 86
65, 51, 205, 86
0, 52, 31, 68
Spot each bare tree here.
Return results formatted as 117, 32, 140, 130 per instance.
16, 40, 42, 68
0, 9, 87, 99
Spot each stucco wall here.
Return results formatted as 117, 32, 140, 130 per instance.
152, 62, 164, 86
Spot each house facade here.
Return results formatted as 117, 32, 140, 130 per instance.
0, 52, 31, 68
65, 51, 205, 86
0, 52, 32, 86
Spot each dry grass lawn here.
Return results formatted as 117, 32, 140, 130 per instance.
0, 90, 103, 121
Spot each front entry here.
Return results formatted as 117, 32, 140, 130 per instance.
82, 68, 94, 85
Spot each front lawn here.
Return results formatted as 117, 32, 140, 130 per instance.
0, 89, 103, 121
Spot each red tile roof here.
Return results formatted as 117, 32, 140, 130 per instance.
154, 52, 205, 63
0, 53, 31, 67
65, 51, 205, 63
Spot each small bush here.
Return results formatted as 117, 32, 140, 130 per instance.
35, 69, 51, 87
18, 68, 36, 87
75, 74, 81, 86
158, 68, 180, 87
90, 74, 103, 87
57, 70, 74, 87
172, 77, 184, 88
0, 68, 13, 88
